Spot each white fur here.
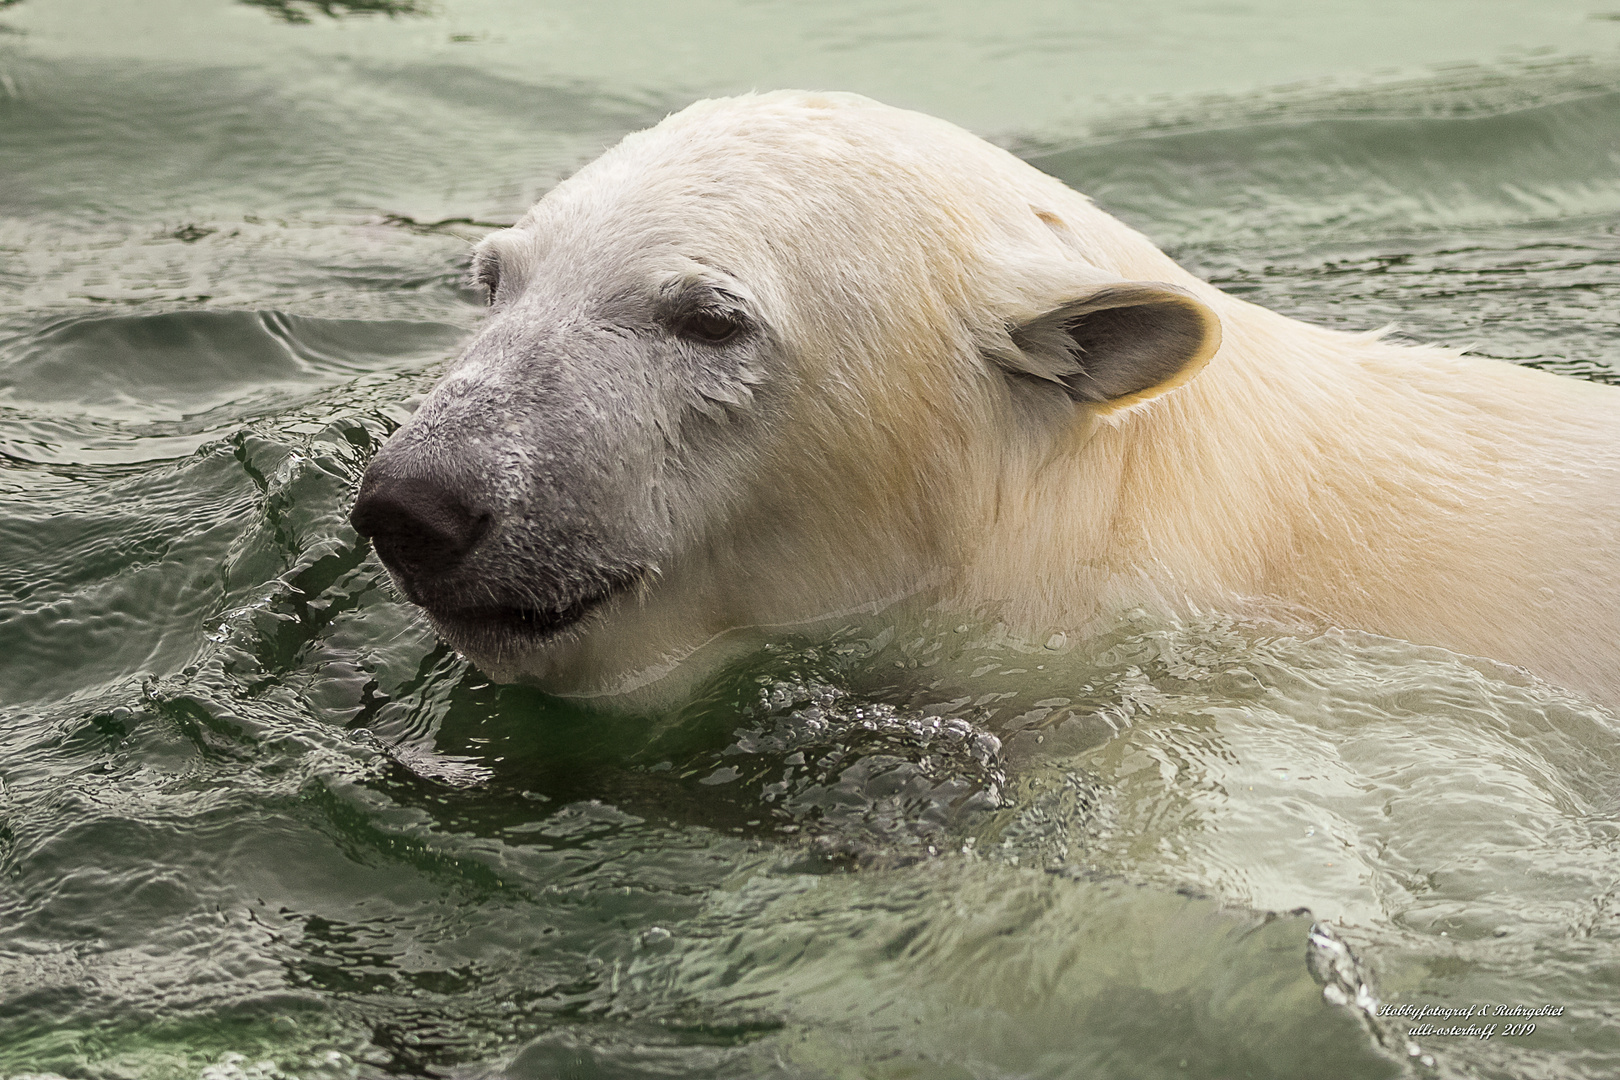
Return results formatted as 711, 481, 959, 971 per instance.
470, 91, 1620, 706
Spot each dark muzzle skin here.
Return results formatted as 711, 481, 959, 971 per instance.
349, 447, 635, 644
348, 321, 676, 656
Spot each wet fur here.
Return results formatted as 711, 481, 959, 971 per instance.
375, 91, 1620, 706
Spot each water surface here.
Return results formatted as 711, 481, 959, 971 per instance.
2, 2, 1619, 1078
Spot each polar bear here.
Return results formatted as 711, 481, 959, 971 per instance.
350, 91, 1620, 707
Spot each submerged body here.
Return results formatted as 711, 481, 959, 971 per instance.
351, 91, 1620, 706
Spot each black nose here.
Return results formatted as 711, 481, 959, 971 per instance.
350, 472, 491, 588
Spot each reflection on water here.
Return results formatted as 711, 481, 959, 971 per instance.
1, 2, 1618, 1078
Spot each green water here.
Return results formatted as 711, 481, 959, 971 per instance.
2, 2, 1619, 1077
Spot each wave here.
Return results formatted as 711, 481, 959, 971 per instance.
1021, 61, 1620, 239
0, 309, 462, 417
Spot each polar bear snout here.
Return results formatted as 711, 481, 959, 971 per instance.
351, 418, 659, 651
351, 438, 658, 651
350, 468, 492, 601
348, 313, 685, 660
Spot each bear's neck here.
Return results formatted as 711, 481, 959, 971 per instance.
966, 298, 1620, 704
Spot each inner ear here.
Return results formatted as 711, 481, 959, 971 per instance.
1002, 282, 1221, 406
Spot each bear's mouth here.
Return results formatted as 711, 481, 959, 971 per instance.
423, 573, 641, 646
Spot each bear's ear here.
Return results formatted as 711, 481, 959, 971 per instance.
996, 282, 1221, 409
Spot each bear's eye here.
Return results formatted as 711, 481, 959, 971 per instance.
676, 309, 742, 344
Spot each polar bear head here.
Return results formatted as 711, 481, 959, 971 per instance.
350, 91, 1221, 696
